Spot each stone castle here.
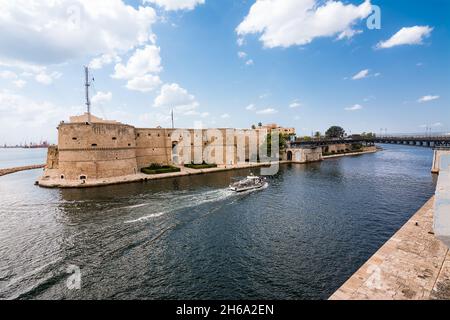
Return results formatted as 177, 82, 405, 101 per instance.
41, 113, 317, 185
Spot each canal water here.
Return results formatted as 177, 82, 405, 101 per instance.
0, 148, 47, 169
0, 145, 437, 300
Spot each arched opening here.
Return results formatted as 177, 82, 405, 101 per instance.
287, 151, 293, 161
172, 142, 179, 164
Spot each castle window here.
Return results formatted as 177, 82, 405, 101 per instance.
91, 144, 97, 147
128, 143, 131, 147
157, 134, 160, 137
60, 175, 65, 180
148, 134, 151, 137
72, 137, 77, 141
137, 133, 140, 137
112, 137, 117, 141
80, 175, 87, 180
168, 134, 170, 137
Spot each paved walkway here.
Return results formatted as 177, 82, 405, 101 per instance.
330, 197, 450, 300
38, 162, 289, 188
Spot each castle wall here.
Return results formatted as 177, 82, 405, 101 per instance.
57, 123, 138, 180
47, 120, 269, 181
46, 146, 59, 169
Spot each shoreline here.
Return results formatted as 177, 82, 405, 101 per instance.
0, 164, 45, 177
37, 149, 379, 189
322, 148, 379, 159
37, 161, 290, 189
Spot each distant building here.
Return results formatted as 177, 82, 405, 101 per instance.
258, 123, 296, 136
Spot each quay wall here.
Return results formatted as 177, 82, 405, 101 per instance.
432, 149, 450, 174
0, 165, 45, 177
434, 154, 450, 248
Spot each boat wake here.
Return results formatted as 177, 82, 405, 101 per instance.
124, 188, 235, 224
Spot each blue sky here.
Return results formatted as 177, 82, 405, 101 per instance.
0, 0, 449, 145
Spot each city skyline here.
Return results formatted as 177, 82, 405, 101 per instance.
0, 0, 449, 145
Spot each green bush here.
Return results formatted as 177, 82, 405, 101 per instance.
141, 164, 181, 175
185, 163, 218, 169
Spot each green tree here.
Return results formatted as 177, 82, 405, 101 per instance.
314, 131, 321, 140
251, 124, 256, 129
263, 132, 288, 157
325, 126, 346, 139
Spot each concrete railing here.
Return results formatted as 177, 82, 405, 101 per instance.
434, 154, 450, 248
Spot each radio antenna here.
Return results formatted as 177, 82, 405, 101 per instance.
84, 66, 92, 123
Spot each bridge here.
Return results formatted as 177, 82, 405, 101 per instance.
292, 135, 450, 148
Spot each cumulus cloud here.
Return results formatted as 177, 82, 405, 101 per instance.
13, 80, 27, 88
418, 95, 440, 103
345, 104, 363, 111
143, 0, 205, 11
256, 108, 278, 115
0, 0, 157, 67
289, 100, 302, 108
35, 71, 62, 85
246, 104, 256, 111
377, 26, 433, 49
126, 74, 162, 92
154, 83, 200, 115
221, 113, 230, 119
236, 0, 372, 48
352, 69, 370, 80
0, 70, 18, 80
89, 54, 121, 70
92, 91, 112, 105
238, 52, 247, 59
112, 45, 162, 80
0, 90, 82, 143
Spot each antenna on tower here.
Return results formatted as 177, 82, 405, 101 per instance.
171, 109, 174, 129
84, 66, 92, 123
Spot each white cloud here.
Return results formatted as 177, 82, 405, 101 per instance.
245, 59, 254, 66
0, 70, 17, 80
236, 0, 372, 48
377, 26, 433, 49
345, 104, 363, 111
112, 45, 162, 80
246, 104, 256, 111
143, 0, 205, 11
0, 1, 157, 67
126, 74, 162, 92
256, 108, 278, 115
13, 80, 27, 88
35, 71, 62, 85
418, 95, 440, 103
89, 54, 121, 70
0, 90, 82, 143
337, 28, 363, 40
238, 51, 247, 59
154, 83, 200, 115
139, 112, 173, 127
289, 100, 302, 108
92, 91, 112, 105
221, 113, 230, 119
352, 69, 370, 80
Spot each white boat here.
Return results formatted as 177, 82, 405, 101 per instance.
229, 174, 268, 192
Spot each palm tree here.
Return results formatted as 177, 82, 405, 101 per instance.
314, 131, 321, 140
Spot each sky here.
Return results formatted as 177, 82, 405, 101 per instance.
0, 0, 449, 145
